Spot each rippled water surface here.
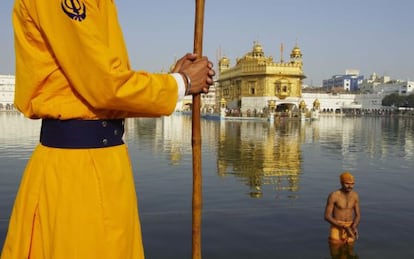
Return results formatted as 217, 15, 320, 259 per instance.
1, 112, 414, 258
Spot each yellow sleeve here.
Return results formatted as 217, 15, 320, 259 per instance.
15, 0, 177, 117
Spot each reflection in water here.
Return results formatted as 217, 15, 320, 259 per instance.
217, 119, 305, 198
329, 243, 359, 259
124, 114, 217, 165
124, 115, 310, 198
1, 113, 414, 258
3, 113, 413, 201
315, 117, 414, 170
0, 112, 40, 159
123, 115, 414, 199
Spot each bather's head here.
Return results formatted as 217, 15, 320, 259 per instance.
340, 172, 355, 193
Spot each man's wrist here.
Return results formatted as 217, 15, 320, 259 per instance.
179, 72, 192, 95
170, 73, 186, 100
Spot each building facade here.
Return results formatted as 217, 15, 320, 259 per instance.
216, 42, 306, 115
359, 72, 413, 95
322, 69, 364, 92
0, 75, 15, 110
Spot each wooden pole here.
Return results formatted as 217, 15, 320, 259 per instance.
192, 0, 204, 258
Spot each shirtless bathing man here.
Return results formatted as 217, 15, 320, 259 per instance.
324, 172, 361, 245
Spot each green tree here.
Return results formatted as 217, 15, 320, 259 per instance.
407, 94, 414, 108
382, 93, 404, 107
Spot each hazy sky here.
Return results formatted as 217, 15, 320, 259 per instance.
1, 0, 413, 86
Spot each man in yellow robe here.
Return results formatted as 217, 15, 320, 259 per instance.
1, 0, 214, 258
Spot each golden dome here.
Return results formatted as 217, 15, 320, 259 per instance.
219, 56, 230, 65
253, 43, 263, 53
291, 45, 302, 56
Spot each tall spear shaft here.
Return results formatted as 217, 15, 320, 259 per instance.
192, 0, 205, 258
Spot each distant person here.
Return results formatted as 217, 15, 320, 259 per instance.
324, 172, 361, 245
1, 0, 214, 258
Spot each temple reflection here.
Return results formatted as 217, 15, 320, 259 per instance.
217, 119, 306, 198
115, 114, 413, 199
124, 115, 322, 198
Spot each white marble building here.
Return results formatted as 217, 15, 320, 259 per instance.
0, 75, 15, 110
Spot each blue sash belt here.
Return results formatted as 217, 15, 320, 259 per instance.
40, 119, 125, 148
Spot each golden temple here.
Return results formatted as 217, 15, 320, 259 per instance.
216, 41, 306, 115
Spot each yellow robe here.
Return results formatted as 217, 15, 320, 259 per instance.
2, 0, 179, 258
329, 221, 356, 245
13, 0, 178, 119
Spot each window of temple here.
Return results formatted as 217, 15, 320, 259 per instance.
236, 80, 242, 95
248, 81, 256, 95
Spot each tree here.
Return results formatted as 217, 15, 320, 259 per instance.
382, 93, 404, 107
407, 94, 414, 108
382, 93, 414, 108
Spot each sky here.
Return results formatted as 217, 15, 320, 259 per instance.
1, 0, 413, 86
